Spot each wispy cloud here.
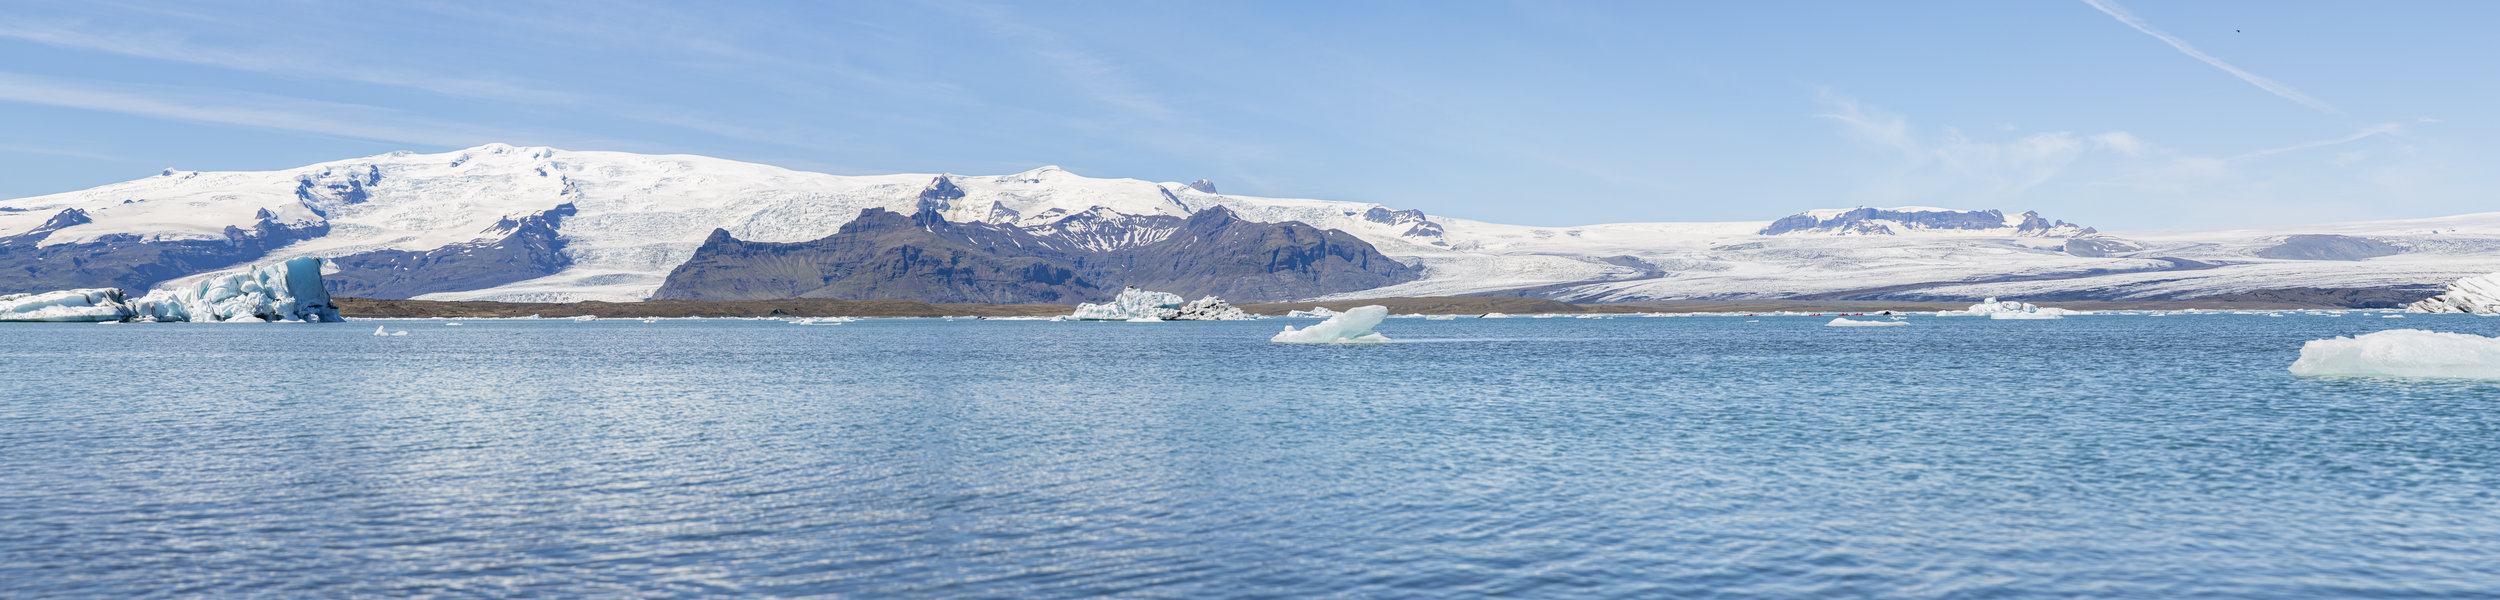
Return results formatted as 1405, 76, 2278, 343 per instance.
2232, 123, 2401, 160
1817, 92, 2099, 205
0, 21, 586, 106
2080, 0, 2338, 114
924, 0, 1180, 123
0, 71, 510, 147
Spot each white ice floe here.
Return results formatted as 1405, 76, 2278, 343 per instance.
1272, 305, 1392, 344
1480, 312, 1511, 319
1826, 317, 1911, 327
0, 288, 131, 322
2409, 272, 2500, 314
1941, 297, 2083, 318
2383, 315, 2406, 319
1286, 306, 1341, 319
2289, 329, 2500, 379
371, 325, 407, 336
1424, 314, 1460, 320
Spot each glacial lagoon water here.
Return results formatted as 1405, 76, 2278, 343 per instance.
5, 313, 2500, 598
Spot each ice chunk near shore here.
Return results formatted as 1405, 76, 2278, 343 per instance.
1826, 317, 1910, 327
128, 258, 343, 323
1070, 287, 1182, 321
1944, 297, 2081, 318
1069, 287, 1251, 321
371, 325, 407, 336
0, 288, 131, 322
1174, 295, 1252, 321
2289, 329, 2500, 379
1273, 305, 1392, 344
2408, 272, 2500, 314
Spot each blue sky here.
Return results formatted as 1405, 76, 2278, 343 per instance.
0, 1, 2491, 229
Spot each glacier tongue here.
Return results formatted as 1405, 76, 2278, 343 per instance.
0, 288, 131, 322
2407, 272, 2500, 314
125, 257, 343, 323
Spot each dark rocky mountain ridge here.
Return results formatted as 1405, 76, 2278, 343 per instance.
652, 205, 1418, 304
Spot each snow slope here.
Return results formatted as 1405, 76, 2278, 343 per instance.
7, 143, 2498, 303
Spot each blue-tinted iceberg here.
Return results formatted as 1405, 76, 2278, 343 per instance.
128, 257, 343, 323
0, 257, 342, 323
0, 288, 131, 322
1272, 305, 1391, 344
2289, 329, 2500, 379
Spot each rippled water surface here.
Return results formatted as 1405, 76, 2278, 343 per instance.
6, 314, 2500, 598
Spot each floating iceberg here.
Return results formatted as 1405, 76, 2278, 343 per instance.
1174, 295, 1252, 321
1424, 314, 1461, 321
2289, 329, 2500, 379
1286, 306, 1341, 319
1480, 312, 1511, 319
1070, 286, 1181, 320
1, 257, 343, 323
1944, 297, 2082, 318
2409, 273, 2500, 314
371, 325, 407, 336
1826, 317, 1910, 327
1069, 287, 1250, 321
0, 288, 131, 322
128, 258, 344, 323
1272, 305, 1392, 344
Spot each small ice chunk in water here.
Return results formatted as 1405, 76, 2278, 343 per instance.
1826, 317, 1910, 327
1272, 305, 1391, 344
2290, 329, 2500, 379
0, 288, 130, 322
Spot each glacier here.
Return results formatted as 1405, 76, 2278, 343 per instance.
1067, 287, 1251, 321
2289, 329, 2500, 379
0, 257, 342, 323
0, 288, 130, 322
2407, 272, 2500, 314
1272, 305, 1392, 344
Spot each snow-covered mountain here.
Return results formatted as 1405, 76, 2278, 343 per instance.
5, 143, 2497, 306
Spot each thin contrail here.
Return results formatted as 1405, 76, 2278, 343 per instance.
2080, 0, 2339, 114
